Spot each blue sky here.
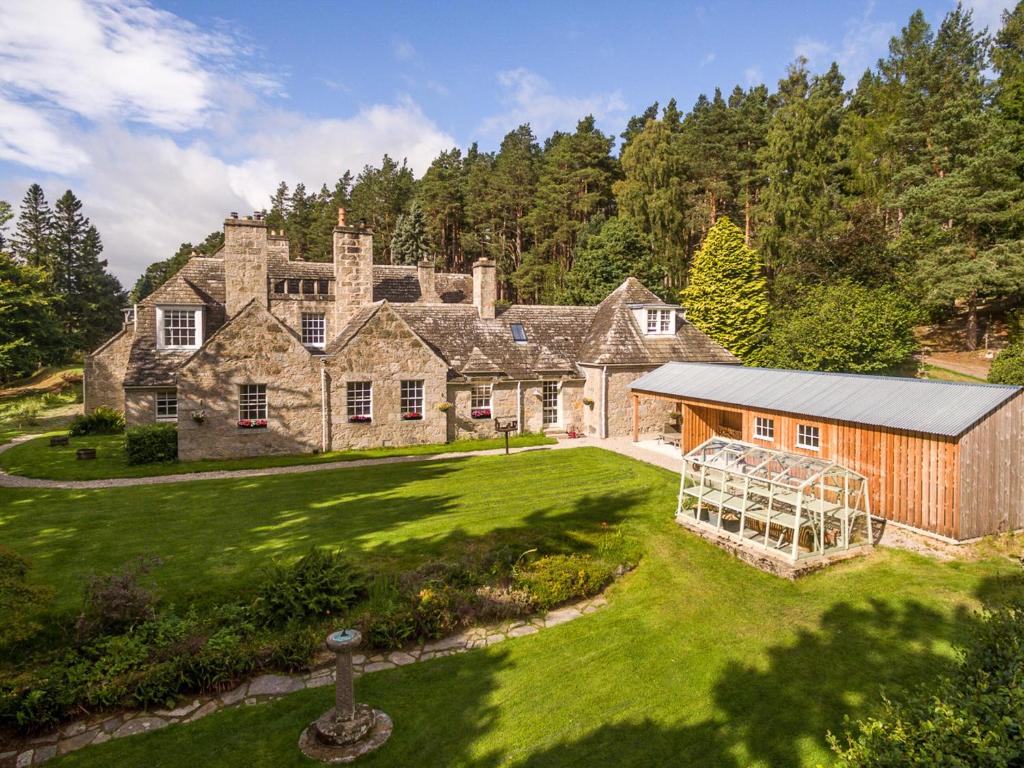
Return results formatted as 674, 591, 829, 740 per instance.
0, 0, 1011, 283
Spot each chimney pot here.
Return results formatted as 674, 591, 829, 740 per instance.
230, 211, 238, 219
337, 207, 346, 227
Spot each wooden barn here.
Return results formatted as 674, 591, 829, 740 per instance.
630, 362, 1024, 541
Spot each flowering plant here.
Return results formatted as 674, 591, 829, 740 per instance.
436, 402, 453, 412
191, 410, 206, 424
348, 414, 371, 423
582, 397, 595, 408
237, 418, 267, 429
401, 412, 423, 420
471, 408, 491, 419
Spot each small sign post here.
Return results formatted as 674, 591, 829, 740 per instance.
494, 417, 518, 455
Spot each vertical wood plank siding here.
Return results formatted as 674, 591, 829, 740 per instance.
674, 399, 967, 539
958, 392, 1024, 539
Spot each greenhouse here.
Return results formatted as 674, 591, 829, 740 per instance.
677, 437, 873, 565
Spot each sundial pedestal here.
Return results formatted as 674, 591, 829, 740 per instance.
298, 630, 392, 764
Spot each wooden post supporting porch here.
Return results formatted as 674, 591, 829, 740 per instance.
631, 393, 640, 443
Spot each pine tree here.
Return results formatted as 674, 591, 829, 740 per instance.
418, 148, 466, 272
265, 181, 290, 232
390, 203, 431, 265
0, 200, 11, 252
349, 155, 415, 263
681, 216, 769, 362
0, 253, 62, 381
12, 183, 52, 270
994, 1, 1024, 130
491, 125, 540, 294
286, 183, 314, 259
129, 231, 223, 302
561, 217, 666, 304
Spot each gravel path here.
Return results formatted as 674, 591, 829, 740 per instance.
0, 435, 584, 490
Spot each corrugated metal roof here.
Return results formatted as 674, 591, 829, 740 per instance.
631, 362, 1022, 438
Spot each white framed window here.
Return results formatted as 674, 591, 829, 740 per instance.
301, 313, 326, 348
796, 424, 821, 450
157, 306, 203, 349
155, 390, 177, 422
754, 416, 774, 441
347, 381, 372, 421
471, 385, 491, 410
645, 308, 673, 335
542, 381, 559, 425
400, 380, 424, 416
239, 384, 267, 420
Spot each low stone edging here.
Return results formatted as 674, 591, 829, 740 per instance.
1, 594, 607, 767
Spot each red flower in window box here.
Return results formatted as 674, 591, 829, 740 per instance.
237, 419, 267, 429
348, 414, 372, 423
401, 412, 423, 420
471, 408, 491, 419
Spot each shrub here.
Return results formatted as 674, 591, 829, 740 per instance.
513, 554, 615, 610
359, 576, 417, 650
989, 343, 1024, 385
68, 406, 124, 436
0, 546, 53, 649
831, 601, 1024, 767
76, 556, 163, 639
125, 423, 178, 464
12, 401, 41, 426
255, 549, 365, 627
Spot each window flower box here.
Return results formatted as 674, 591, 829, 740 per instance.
348, 415, 372, 424
237, 419, 267, 429
471, 408, 491, 419
401, 412, 422, 421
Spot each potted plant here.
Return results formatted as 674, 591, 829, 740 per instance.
191, 410, 206, 424
348, 414, 372, 424
437, 402, 452, 412
582, 397, 595, 408
471, 408, 491, 419
401, 411, 423, 421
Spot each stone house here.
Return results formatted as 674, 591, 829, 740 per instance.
85, 209, 735, 460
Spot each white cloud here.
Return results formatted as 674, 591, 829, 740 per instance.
478, 68, 626, 139
792, 3, 895, 77
0, 0, 456, 286
393, 38, 417, 61
744, 66, 764, 87
700, 52, 716, 68
963, 0, 1013, 32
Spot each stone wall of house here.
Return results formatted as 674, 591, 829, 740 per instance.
223, 218, 268, 317
605, 367, 676, 438
581, 368, 602, 436
446, 381, 520, 440
125, 388, 161, 427
177, 303, 321, 461
84, 327, 133, 414
325, 305, 448, 450
269, 298, 336, 344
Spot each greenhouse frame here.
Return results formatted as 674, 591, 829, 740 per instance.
677, 437, 873, 564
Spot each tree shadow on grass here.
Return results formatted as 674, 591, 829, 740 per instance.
709, 598, 975, 768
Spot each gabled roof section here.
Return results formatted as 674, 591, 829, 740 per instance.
180, 299, 309, 371
144, 272, 209, 307
579, 277, 736, 366
372, 265, 472, 304
631, 362, 1023, 438
324, 302, 385, 355
462, 346, 504, 374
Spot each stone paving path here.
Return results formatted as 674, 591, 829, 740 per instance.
2, 595, 607, 767
0, 435, 588, 490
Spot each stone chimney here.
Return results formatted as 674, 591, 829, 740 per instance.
417, 260, 438, 303
223, 213, 269, 317
472, 258, 496, 319
333, 208, 374, 326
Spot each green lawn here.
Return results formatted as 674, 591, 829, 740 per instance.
919, 363, 988, 383
0, 432, 555, 481
0, 448, 1018, 767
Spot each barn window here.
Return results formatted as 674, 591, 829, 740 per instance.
796, 424, 820, 450
754, 417, 774, 441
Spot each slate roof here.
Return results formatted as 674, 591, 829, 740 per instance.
630, 362, 1023, 438
578, 278, 737, 366
114, 252, 733, 385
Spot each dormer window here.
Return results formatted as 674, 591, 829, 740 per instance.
156, 306, 203, 350
645, 308, 674, 335
510, 323, 528, 343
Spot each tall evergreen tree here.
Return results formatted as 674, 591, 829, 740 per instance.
993, 1, 1024, 130
390, 203, 431, 266
491, 125, 541, 294
12, 184, 52, 270
349, 155, 415, 263
681, 216, 769, 362
561, 217, 666, 304
0, 200, 11, 252
418, 148, 466, 272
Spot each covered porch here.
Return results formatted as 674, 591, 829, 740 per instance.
676, 437, 873, 573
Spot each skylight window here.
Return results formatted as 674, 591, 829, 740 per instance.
510, 323, 527, 343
